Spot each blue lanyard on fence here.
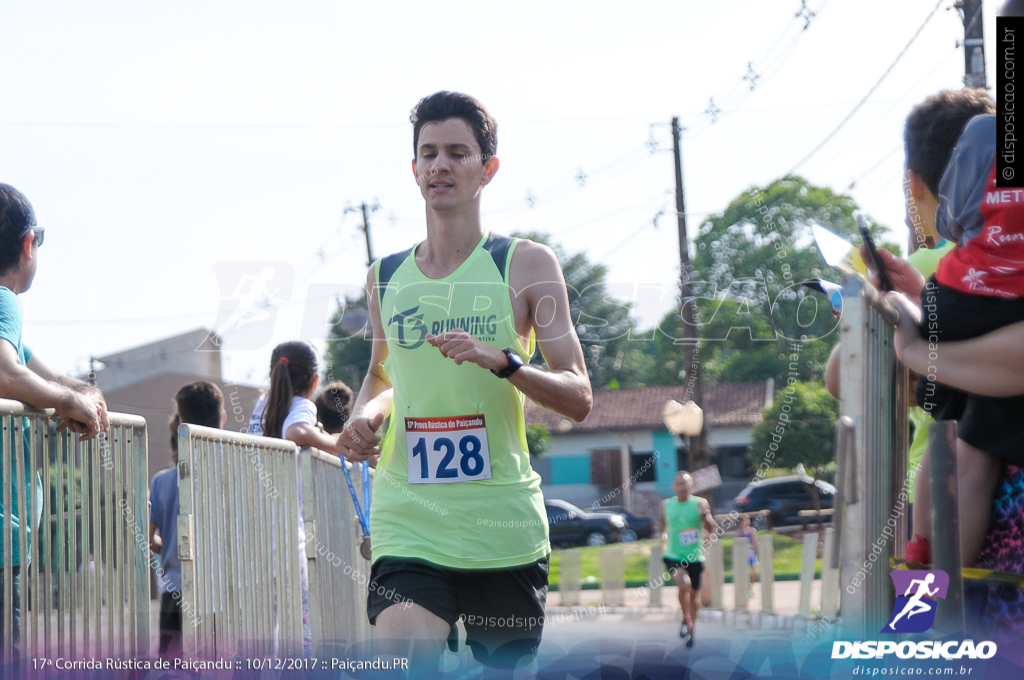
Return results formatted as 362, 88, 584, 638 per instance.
342, 459, 371, 538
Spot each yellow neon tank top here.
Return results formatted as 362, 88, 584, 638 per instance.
370, 232, 547, 569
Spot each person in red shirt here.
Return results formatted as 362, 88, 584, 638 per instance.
903, 113, 1024, 567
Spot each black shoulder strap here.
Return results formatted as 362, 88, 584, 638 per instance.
376, 247, 414, 311
482, 233, 516, 282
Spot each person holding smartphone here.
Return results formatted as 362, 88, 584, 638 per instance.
888, 112, 1024, 569
824, 89, 994, 552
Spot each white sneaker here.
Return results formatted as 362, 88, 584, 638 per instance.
679, 621, 688, 638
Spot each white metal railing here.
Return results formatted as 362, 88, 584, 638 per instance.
300, 446, 373, 656
835, 275, 909, 638
0, 399, 149, 662
177, 424, 371, 659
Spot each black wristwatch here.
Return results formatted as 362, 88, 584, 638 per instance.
491, 348, 524, 379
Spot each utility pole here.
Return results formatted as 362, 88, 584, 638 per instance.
958, 0, 987, 88
345, 202, 380, 266
671, 117, 708, 474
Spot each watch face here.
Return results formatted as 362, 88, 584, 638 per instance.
493, 348, 523, 378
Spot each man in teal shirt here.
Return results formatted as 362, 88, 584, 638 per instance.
661, 471, 718, 647
0, 183, 108, 660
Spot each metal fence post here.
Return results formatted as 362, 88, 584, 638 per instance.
798, 533, 817, 617
600, 547, 625, 607
758, 534, 774, 613
928, 420, 964, 635
733, 537, 750, 610
821, 527, 838, 619
836, 276, 908, 638
560, 550, 582, 606
707, 540, 724, 610
648, 543, 664, 606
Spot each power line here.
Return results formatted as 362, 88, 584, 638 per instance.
787, 0, 945, 174
594, 217, 660, 264
471, 2, 832, 217
802, 45, 959, 180
679, 0, 832, 140
546, 197, 668, 239
845, 143, 903, 192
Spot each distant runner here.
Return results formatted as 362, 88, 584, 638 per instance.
661, 471, 717, 647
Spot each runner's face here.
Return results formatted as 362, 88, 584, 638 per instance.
412, 118, 496, 212
673, 475, 692, 497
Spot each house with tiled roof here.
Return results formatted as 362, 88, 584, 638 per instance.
526, 380, 774, 515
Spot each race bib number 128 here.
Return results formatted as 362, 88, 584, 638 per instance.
406, 415, 492, 484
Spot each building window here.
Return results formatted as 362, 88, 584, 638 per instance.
716, 445, 749, 478
631, 451, 657, 483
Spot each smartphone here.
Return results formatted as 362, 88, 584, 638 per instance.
856, 214, 894, 292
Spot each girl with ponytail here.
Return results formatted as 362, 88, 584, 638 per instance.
248, 340, 341, 452
247, 340, 342, 657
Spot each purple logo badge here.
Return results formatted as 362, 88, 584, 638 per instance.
882, 569, 949, 633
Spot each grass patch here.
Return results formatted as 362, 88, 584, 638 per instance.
548, 533, 823, 590
548, 541, 652, 587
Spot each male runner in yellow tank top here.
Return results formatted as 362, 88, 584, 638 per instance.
661, 471, 717, 648
339, 91, 593, 675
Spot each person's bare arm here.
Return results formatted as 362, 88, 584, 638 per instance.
338, 266, 393, 463
0, 343, 106, 439
824, 343, 841, 399
29, 353, 110, 433
425, 241, 593, 422
700, 498, 718, 535
660, 502, 667, 546
512, 242, 593, 421
284, 422, 344, 456
149, 523, 162, 554
887, 292, 1024, 397
31, 354, 97, 393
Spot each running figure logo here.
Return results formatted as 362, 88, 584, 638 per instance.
882, 569, 949, 633
201, 262, 294, 351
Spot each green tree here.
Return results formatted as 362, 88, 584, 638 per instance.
637, 175, 896, 387
526, 423, 551, 458
325, 293, 373, 388
512, 232, 652, 389
638, 301, 795, 386
748, 381, 839, 471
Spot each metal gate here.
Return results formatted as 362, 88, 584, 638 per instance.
0, 399, 149, 662
177, 424, 371, 659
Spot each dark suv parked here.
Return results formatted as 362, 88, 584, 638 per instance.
731, 475, 836, 527
595, 505, 654, 541
545, 499, 627, 547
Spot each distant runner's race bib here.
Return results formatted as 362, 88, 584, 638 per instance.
679, 528, 699, 546
406, 415, 492, 484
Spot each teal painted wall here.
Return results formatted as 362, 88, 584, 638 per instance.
550, 454, 592, 485
653, 430, 678, 496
